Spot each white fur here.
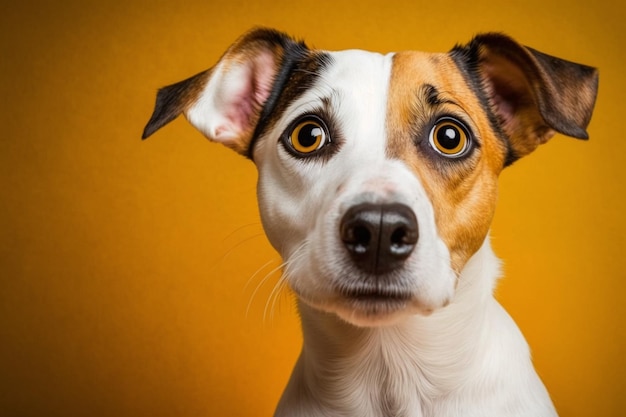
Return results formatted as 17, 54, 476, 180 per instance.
248, 50, 558, 416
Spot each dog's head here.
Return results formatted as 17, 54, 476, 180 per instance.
143, 28, 598, 326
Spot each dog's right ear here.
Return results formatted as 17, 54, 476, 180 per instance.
142, 28, 307, 156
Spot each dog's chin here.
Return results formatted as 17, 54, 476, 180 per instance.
335, 305, 424, 328
305, 292, 442, 328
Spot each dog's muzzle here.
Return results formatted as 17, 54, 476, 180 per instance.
340, 203, 419, 275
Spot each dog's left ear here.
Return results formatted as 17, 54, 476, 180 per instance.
451, 34, 598, 163
142, 28, 307, 156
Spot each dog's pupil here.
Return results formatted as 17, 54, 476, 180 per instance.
299, 123, 322, 148
437, 126, 460, 150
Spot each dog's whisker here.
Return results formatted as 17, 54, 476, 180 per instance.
263, 242, 309, 323
264, 274, 288, 324
243, 258, 279, 292
247, 259, 287, 320
221, 222, 263, 242
216, 232, 265, 265
245, 259, 282, 319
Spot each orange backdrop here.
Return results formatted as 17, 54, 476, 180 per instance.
1, 1, 624, 416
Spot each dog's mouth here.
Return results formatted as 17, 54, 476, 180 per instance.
325, 285, 418, 326
340, 286, 412, 303
339, 284, 414, 313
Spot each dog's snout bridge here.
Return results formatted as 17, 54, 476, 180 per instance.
340, 203, 419, 275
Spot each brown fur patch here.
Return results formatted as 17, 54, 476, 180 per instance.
142, 69, 211, 139
386, 52, 508, 272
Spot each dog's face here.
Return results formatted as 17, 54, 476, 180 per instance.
143, 29, 597, 326
252, 50, 505, 325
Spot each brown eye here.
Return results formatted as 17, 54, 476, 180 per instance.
429, 117, 471, 158
288, 116, 329, 155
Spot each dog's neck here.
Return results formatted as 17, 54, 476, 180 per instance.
283, 238, 515, 416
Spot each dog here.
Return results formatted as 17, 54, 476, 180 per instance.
143, 28, 598, 417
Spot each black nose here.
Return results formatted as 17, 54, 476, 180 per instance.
339, 203, 419, 275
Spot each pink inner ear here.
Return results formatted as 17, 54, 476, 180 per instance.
252, 52, 277, 104
224, 51, 277, 135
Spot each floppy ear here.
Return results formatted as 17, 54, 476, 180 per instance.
142, 28, 307, 156
451, 34, 598, 163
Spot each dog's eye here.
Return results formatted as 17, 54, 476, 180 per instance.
429, 117, 471, 158
288, 116, 329, 155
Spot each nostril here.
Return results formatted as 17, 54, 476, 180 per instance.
341, 221, 372, 253
340, 205, 381, 267
384, 205, 419, 259
390, 225, 418, 256
390, 222, 418, 245
350, 225, 371, 253
390, 227, 407, 246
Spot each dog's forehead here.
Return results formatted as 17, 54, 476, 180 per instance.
322, 49, 469, 96
323, 49, 460, 83
292, 49, 393, 117
323, 49, 392, 81
300, 49, 481, 150
297, 48, 477, 129
390, 51, 466, 83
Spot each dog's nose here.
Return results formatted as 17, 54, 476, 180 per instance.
340, 203, 418, 274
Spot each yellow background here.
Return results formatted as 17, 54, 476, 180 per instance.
1, 1, 624, 416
